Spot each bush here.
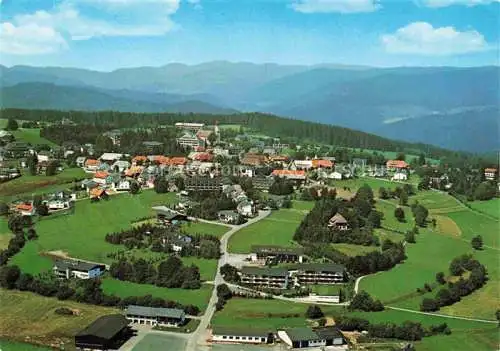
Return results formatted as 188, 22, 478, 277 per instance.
349, 291, 384, 312
54, 307, 74, 316
305, 305, 324, 319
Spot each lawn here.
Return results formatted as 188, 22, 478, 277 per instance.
411, 191, 463, 213
468, 198, 499, 219
11, 129, 57, 147
11, 192, 178, 273
331, 243, 379, 257
0, 288, 118, 349
0, 167, 90, 198
446, 210, 499, 249
376, 200, 415, 233
100, 278, 213, 311
310, 284, 345, 296
0, 341, 52, 351
228, 208, 305, 254
0, 217, 12, 250
132, 334, 186, 351
182, 221, 230, 238
211, 298, 342, 330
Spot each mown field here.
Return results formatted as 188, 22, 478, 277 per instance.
227, 205, 308, 254
468, 198, 499, 219
0, 289, 118, 350
132, 334, 187, 351
11, 129, 57, 147
0, 340, 51, 351
0, 167, 90, 199
182, 221, 230, 238
100, 278, 213, 310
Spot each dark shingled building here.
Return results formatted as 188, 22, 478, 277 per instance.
75, 314, 132, 350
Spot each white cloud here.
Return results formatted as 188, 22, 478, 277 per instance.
381, 22, 490, 55
291, 0, 380, 13
421, 0, 499, 7
1, 0, 181, 55
0, 22, 67, 55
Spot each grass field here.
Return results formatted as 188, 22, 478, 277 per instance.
182, 221, 230, 238
0, 167, 90, 198
376, 200, 415, 233
0, 217, 12, 250
132, 334, 187, 351
446, 210, 499, 249
0, 341, 52, 351
11, 129, 57, 147
227, 208, 305, 253
11, 192, 178, 272
468, 198, 499, 219
101, 278, 213, 311
331, 243, 379, 256
0, 288, 118, 349
309, 284, 345, 296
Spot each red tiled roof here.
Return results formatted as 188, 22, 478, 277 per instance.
132, 156, 147, 163
194, 153, 214, 161
153, 156, 170, 165
386, 160, 409, 169
85, 159, 100, 166
16, 203, 33, 211
272, 169, 306, 176
170, 157, 188, 165
94, 171, 109, 179
196, 130, 213, 139
312, 159, 334, 168
90, 188, 106, 197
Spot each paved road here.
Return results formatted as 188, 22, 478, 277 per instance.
185, 210, 271, 351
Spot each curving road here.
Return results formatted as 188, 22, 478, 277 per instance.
185, 210, 271, 351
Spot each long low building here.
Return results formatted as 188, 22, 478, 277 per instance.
250, 245, 304, 264
290, 263, 346, 285
125, 305, 186, 327
53, 260, 106, 280
211, 326, 275, 344
240, 266, 289, 289
278, 327, 346, 349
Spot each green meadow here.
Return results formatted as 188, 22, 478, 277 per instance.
182, 221, 230, 238
11, 129, 57, 147
468, 198, 499, 219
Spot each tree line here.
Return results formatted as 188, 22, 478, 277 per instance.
109, 255, 201, 289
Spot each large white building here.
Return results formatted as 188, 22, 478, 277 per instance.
53, 260, 106, 280
212, 327, 274, 344
125, 305, 186, 327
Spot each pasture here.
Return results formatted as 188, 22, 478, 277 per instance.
182, 221, 230, 238
446, 210, 499, 249
11, 129, 57, 147
227, 208, 305, 253
0, 289, 118, 349
331, 243, 379, 257
468, 198, 499, 219
0, 167, 90, 199
100, 279, 213, 311
132, 334, 186, 351
0, 341, 51, 351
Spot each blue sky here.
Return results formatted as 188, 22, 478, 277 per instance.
0, 0, 498, 70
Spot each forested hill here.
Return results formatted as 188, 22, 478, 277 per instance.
1, 108, 457, 159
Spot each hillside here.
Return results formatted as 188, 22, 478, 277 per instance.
0, 83, 237, 115
1, 63, 498, 152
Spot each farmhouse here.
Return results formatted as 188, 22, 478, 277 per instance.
290, 263, 346, 285
75, 314, 132, 350
484, 168, 497, 180
250, 245, 304, 264
211, 326, 274, 344
328, 213, 349, 231
46, 198, 73, 211
125, 305, 186, 327
152, 206, 188, 225
314, 326, 347, 346
386, 160, 409, 171
53, 260, 106, 280
240, 266, 289, 289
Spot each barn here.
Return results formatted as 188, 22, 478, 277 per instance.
75, 314, 132, 350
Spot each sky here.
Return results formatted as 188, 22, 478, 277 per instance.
0, 0, 498, 70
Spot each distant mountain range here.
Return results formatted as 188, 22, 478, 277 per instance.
1, 62, 498, 152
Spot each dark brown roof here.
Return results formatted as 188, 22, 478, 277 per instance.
76, 314, 129, 339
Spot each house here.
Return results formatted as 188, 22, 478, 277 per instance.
37, 150, 52, 163
392, 172, 408, 181
289, 160, 313, 171
46, 198, 73, 211
53, 260, 106, 279
277, 328, 326, 349
152, 206, 188, 225
131, 155, 148, 166
175, 122, 205, 131
386, 160, 409, 171
312, 159, 334, 169
185, 176, 222, 191
15, 203, 35, 216
314, 326, 347, 347
237, 200, 254, 217
240, 266, 289, 289
289, 263, 346, 285
125, 305, 185, 327
170, 157, 188, 167
90, 188, 109, 200
125, 166, 144, 178
328, 171, 343, 180
211, 326, 274, 344
252, 176, 274, 191
114, 179, 131, 191
196, 130, 214, 145
271, 169, 306, 181
81, 179, 99, 193
76, 156, 87, 167
233, 165, 254, 178
93, 171, 110, 185
103, 130, 123, 146
170, 235, 193, 253
218, 210, 240, 224
99, 153, 124, 164
112, 160, 130, 173
250, 245, 304, 264
177, 132, 204, 149
241, 153, 268, 167
84, 159, 101, 172
484, 168, 497, 181
75, 314, 132, 351
328, 213, 349, 231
